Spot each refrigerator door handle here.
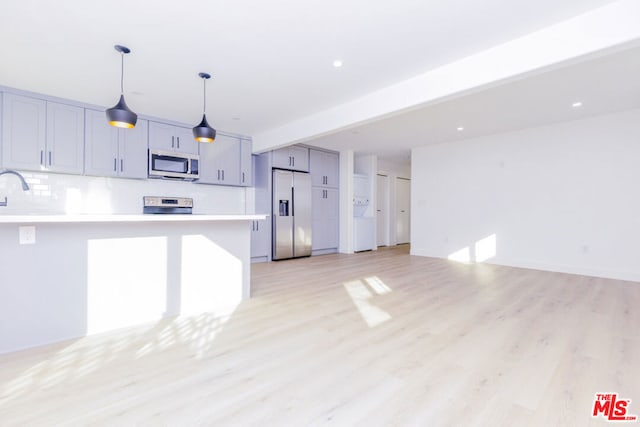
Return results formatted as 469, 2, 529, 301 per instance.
291, 187, 295, 217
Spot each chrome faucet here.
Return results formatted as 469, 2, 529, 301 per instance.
0, 170, 30, 207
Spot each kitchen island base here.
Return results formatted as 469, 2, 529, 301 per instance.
0, 215, 262, 354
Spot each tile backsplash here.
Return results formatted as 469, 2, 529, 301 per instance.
0, 171, 246, 215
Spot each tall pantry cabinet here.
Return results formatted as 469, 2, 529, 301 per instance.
309, 148, 339, 254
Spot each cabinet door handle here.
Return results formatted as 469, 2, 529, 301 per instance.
292, 156, 295, 167
242, 172, 245, 183
40, 150, 44, 166
222, 170, 224, 181
120, 159, 124, 172
172, 136, 175, 148
48, 151, 52, 166
177, 137, 180, 149
114, 158, 117, 171
217, 170, 220, 180
256, 221, 259, 231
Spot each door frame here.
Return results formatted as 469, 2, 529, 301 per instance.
395, 177, 411, 245
376, 174, 390, 247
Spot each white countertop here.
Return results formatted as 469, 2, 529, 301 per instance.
0, 214, 267, 224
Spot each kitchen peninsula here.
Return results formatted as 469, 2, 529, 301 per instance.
0, 214, 264, 353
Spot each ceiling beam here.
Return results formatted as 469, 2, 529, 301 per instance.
252, 0, 640, 153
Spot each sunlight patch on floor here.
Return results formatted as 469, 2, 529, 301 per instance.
364, 276, 392, 295
344, 279, 392, 328
0, 311, 241, 407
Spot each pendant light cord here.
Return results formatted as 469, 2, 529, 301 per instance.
120, 52, 125, 95
202, 78, 207, 114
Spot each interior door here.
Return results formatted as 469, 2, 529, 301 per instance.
396, 178, 411, 244
376, 174, 389, 246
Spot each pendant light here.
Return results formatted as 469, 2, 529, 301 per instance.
192, 72, 216, 143
106, 45, 137, 128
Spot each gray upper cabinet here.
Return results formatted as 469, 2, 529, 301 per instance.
46, 102, 85, 174
1, 94, 44, 170
310, 149, 339, 188
85, 109, 148, 179
148, 121, 198, 155
240, 139, 252, 186
198, 134, 241, 186
0, 93, 3, 165
272, 145, 309, 171
1, 93, 84, 174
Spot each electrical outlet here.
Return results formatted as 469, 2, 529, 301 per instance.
19, 226, 36, 245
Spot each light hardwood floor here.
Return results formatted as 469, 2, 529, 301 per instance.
1, 245, 639, 426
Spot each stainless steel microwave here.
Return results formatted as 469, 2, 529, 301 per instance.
148, 149, 199, 180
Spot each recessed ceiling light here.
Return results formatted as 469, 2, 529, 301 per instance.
457, 126, 464, 131
572, 101, 583, 108
232, 117, 240, 121
333, 60, 343, 68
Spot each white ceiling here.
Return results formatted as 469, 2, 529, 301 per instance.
309, 45, 640, 162
0, 0, 631, 163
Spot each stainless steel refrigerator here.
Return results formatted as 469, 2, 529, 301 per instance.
272, 169, 312, 260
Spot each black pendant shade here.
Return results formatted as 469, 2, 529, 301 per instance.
193, 114, 216, 143
193, 72, 216, 143
106, 45, 137, 129
106, 94, 137, 129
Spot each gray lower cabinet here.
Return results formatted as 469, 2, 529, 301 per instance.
198, 135, 252, 187
272, 145, 309, 171
312, 187, 339, 252
1, 93, 84, 174
250, 218, 270, 261
85, 109, 148, 179
148, 121, 198, 155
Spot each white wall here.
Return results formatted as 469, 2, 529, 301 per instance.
339, 149, 354, 253
0, 172, 245, 215
411, 108, 640, 282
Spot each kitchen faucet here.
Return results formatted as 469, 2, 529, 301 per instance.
0, 170, 30, 207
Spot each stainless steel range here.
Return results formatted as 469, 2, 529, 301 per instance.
143, 196, 193, 214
